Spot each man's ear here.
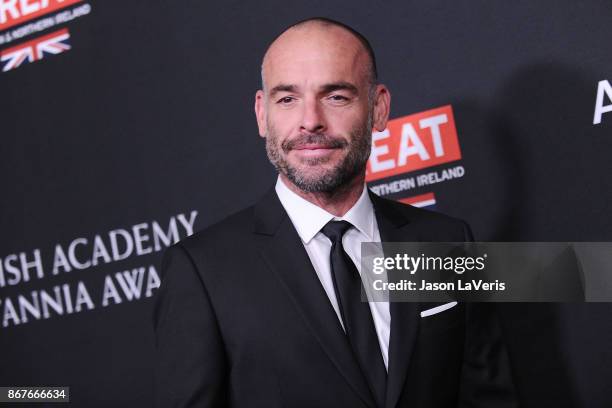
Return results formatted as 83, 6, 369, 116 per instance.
372, 84, 391, 132
255, 90, 267, 137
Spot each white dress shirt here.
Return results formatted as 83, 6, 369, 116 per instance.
275, 176, 391, 370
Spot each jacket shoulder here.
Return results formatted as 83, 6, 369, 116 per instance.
177, 205, 256, 253
372, 193, 474, 240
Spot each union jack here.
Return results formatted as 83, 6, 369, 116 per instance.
399, 192, 437, 209
1, 28, 71, 72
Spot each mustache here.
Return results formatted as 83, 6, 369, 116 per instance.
282, 133, 348, 152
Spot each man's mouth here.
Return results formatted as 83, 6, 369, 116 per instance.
293, 144, 338, 150
291, 144, 339, 158
284, 134, 347, 151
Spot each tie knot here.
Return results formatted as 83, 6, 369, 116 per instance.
321, 220, 353, 243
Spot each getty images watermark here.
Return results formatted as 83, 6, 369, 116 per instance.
360, 242, 612, 302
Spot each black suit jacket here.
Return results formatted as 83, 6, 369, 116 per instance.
153, 188, 516, 408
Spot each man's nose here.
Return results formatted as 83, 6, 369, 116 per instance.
300, 97, 326, 133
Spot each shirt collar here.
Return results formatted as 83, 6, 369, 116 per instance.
275, 176, 375, 244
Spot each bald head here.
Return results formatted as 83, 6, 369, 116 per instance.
253, 18, 391, 197
261, 18, 378, 91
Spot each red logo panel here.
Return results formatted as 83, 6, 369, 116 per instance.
0, 0, 82, 30
366, 105, 462, 182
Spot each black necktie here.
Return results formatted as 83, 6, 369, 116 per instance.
321, 220, 387, 408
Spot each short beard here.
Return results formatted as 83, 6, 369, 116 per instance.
265, 116, 372, 193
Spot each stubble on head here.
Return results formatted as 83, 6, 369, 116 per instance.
255, 19, 389, 214
261, 21, 376, 195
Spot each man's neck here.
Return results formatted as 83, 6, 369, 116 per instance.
279, 173, 366, 217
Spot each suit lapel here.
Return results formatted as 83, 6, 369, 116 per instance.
254, 188, 377, 408
369, 192, 421, 408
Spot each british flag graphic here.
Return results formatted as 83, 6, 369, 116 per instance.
399, 192, 437, 209
1, 28, 71, 72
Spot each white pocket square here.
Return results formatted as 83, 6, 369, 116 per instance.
420, 301, 458, 318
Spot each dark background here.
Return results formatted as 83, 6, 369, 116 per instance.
1, 1, 611, 406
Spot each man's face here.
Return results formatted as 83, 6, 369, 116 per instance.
255, 25, 389, 193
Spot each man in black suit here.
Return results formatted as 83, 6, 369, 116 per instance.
153, 17, 516, 408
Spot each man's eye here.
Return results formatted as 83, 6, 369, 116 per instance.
277, 96, 295, 104
329, 95, 349, 102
